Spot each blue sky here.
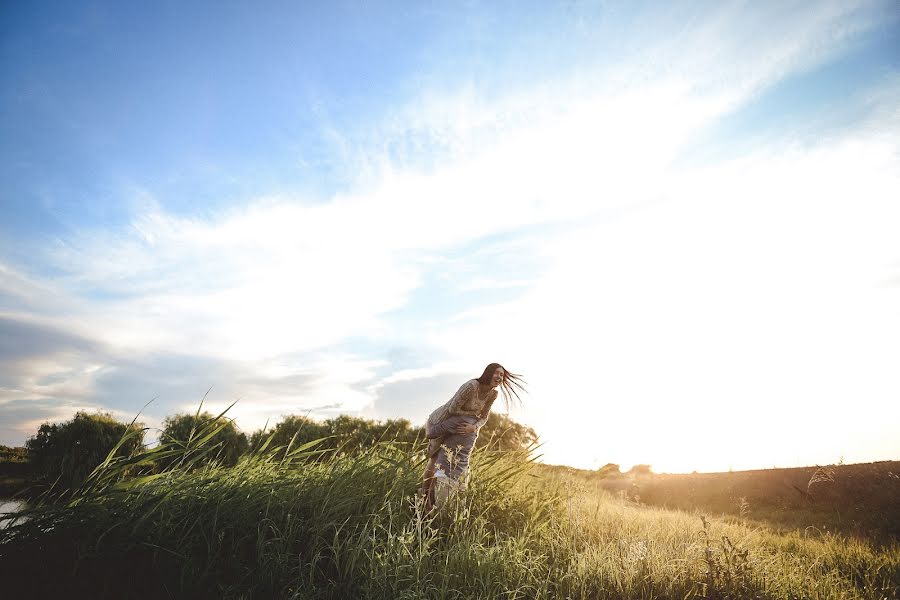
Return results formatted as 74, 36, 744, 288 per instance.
2, 1, 899, 472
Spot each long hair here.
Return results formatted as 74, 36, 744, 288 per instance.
476, 362, 526, 411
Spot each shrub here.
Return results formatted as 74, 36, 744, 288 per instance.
598, 463, 622, 478
248, 414, 329, 458
250, 414, 423, 460
159, 412, 248, 468
476, 412, 539, 452
24, 411, 144, 490
0, 445, 29, 463
249, 413, 538, 461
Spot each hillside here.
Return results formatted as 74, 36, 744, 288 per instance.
540, 461, 900, 542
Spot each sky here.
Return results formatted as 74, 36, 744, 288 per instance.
1, 0, 899, 473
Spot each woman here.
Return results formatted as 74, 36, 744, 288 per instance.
420, 362, 525, 509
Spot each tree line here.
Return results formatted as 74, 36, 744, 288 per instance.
19, 409, 538, 491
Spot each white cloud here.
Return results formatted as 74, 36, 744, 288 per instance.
31, 0, 887, 366
375, 365, 464, 386
195, 354, 388, 434
423, 109, 900, 471
3, 0, 896, 468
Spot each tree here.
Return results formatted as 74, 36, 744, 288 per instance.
248, 413, 539, 461
26, 411, 144, 490
597, 463, 622, 478
628, 464, 653, 477
159, 412, 248, 467
248, 415, 328, 458
249, 415, 422, 460
475, 412, 538, 452
0, 445, 28, 463
324, 415, 422, 450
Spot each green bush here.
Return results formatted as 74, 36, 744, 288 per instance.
159, 412, 248, 468
597, 462, 622, 478
249, 414, 422, 460
0, 445, 29, 463
249, 413, 537, 461
476, 412, 538, 452
24, 411, 144, 491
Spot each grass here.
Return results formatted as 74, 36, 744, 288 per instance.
572, 461, 900, 543
1, 424, 897, 599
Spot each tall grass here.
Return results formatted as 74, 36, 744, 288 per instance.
0, 417, 897, 599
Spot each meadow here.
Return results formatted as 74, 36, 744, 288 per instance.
584, 461, 900, 544
1, 424, 897, 600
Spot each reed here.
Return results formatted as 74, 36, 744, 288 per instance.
0, 414, 896, 599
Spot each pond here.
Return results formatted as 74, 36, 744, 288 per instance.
0, 499, 27, 529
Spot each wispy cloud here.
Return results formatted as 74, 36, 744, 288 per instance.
1, 1, 897, 472
421, 93, 900, 471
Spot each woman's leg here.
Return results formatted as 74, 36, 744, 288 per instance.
420, 416, 477, 510
420, 455, 438, 492
421, 452, 445, 513
421, 415, 469, 485
419, 438, 443, 505
430, 428, 477, 510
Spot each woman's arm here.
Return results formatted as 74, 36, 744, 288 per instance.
453, 391, 496, 434
474, 393, 496, 428
447, 380, 479, 416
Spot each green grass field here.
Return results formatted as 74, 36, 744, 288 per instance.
1, 433, 897, 600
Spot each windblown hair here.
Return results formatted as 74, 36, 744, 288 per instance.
476, 362, 526, 411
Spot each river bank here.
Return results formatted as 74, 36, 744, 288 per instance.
0, 499, 26, 529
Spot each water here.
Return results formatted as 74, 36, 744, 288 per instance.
0, 499, 26, 528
